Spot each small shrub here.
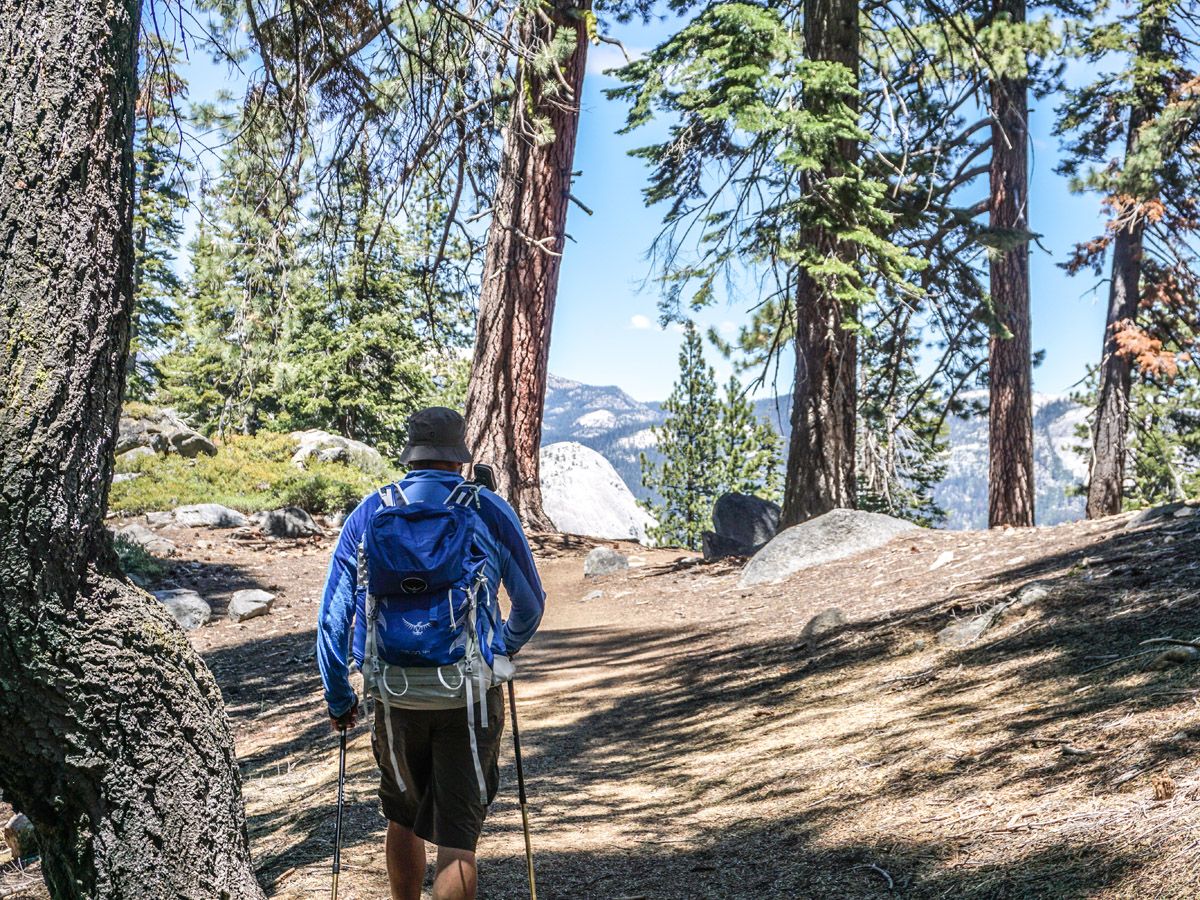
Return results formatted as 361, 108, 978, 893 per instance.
122, 400, 162, 420
107, 432, 395, 515
222, 431, 299, 464
274, 468, 376, 514
114, 536, 169, 583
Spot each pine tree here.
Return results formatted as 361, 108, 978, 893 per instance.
984, 0, 1036, 527
159, 92, 479, 448
641, 323, 722, 549
612, 1, 924, 529
464, 0, 594, 529
1057, 0, 1200, 516
643, 328, 786, 548
1072, 356, 1200, 510
273, 149, 473, 456
716, 375, 782, 503
128, 36, 188, 400
914, 1, 1084, 526
1126, 377, 1200, 506
158, 98, 306, 435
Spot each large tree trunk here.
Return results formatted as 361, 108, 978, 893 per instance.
0, 2, 264, 896
1086, 9, 1164, 519
780, 0, 859, 528
986, 0, 1035, 528
464, 0, 590, 530
1086, 216, 1145, 518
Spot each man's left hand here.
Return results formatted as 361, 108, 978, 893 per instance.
330, 700, 359, 732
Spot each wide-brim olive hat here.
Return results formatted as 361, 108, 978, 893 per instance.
399, 406, 474, 464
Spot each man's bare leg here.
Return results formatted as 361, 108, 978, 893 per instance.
386, 822, 426, 900
432, 846, 477, 900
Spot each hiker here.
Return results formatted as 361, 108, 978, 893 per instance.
317, 406, 546, 900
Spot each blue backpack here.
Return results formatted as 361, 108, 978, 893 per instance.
360, 482, 495, 667
358, 481, 514, 803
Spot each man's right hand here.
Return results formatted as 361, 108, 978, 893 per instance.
330, 699, 359, 732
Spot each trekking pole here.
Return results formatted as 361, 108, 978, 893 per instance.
507, 681, 537, 900
331, 724, 348, 900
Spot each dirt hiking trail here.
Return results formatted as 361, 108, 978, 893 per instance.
5, 509, 1200, 898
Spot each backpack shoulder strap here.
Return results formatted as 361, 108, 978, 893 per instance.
446, 481, 484, 510
377, 483, 409, 507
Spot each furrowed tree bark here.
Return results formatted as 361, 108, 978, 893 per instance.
986, 0, 1035, 528
464, 0, 590, 530
1086, 208, 1145, 519
0, 1, 264, 896
780, 0, 859, 528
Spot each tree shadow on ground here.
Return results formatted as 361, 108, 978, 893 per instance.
203, 629, 324, 774
495, 517, 1200, 896
220, 514, 1200, 898
481, 826, 1146, 899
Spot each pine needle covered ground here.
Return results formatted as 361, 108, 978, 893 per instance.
4, 508, 1200, 898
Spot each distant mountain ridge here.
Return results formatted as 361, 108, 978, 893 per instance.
542, 374, 1088, 529
542, 375, 663, 499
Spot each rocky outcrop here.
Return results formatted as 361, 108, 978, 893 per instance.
740, 509, 920, 587
540, 442, 656, 543
116, 446, 157, 465
154, 589, 212, 630
117, 408, 216, 459
703, 492, 780, 559
936, 608, 1003, 649
584, 547, 629, 577
937, 581, 1055, 648
172, 504, 249, 528
702, 531, 753, 560
1125, 501, 1198, 529
143, 504, 248, 528
3, 813, 36, 861
261, 506, 323, 538
801, 608, 847, 645
714, 492, 780, 548
290, 430, 387, 474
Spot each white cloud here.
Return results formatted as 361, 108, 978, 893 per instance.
718, 320, 738, 336
629, 314, 653, 330
585, 44, 646, 79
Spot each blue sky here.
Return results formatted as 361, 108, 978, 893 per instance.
179, 13, 1114, 404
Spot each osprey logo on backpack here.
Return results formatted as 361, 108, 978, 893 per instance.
403, 619, 433, 637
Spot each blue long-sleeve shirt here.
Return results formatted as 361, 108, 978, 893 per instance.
316, 469, 546, 716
